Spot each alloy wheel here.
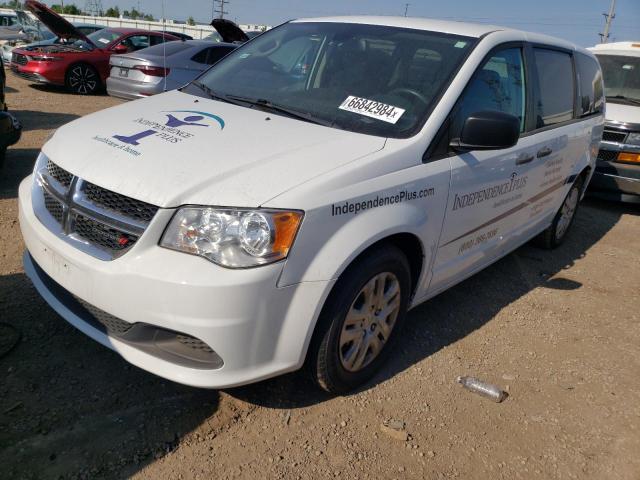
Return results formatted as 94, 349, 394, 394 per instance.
339, 272, 401, 372
68, 65, 98, 94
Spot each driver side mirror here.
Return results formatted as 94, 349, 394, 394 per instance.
450, 110, 520, 151
112, 44, 128, 54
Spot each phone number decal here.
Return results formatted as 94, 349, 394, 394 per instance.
339, 96, 405, 124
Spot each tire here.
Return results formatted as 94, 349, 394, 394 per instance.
65, 64, 101, 95
307, 245, 411, 394
536, 175, 584, 249
0, 147, 5, 171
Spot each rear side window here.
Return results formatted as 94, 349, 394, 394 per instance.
576, 53, 604, 117
192, 47, 235, 65
533, 48, 574, 128
452, 47, 527, 135
207, 47, 234, 65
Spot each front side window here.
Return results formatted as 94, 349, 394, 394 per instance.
118, 35, 150, 52
533, 48, 574, 128
595, 54, 640, 106
193, 22, 476, 138
576, 53, 604, 117
452, 47, 526, 136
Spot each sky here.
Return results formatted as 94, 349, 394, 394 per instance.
50, 0, 640, 47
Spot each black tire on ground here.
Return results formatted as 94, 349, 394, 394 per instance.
65, 64, 101, 95
307, 245, 411, 394
535, 175, 585, 249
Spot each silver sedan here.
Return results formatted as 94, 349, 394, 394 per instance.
106, 40, 236, 100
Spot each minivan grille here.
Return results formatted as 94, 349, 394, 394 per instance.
602, 129, 628, 144
84, 182, 158, 223
46, 159, 73, 187
43, 190, 65, 223
35, 159, 158, 260
74, 214, 139, 252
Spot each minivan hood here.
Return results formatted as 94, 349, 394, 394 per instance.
25, 0, 92, 44
606, 101, 640, 125
43, 90, 386, 208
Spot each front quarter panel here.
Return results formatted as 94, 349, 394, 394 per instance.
273, 148, 451, 302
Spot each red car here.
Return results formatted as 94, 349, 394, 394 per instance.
11, 0, 178, 94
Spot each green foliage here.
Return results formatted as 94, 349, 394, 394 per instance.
104, 6, 120, 18
187, 16, 195, 26
51, 4, 84, 15
0, 1, 22, 9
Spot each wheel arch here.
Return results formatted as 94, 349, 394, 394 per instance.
297, 230, 425, 364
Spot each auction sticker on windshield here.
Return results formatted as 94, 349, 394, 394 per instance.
339, 96, 406, 124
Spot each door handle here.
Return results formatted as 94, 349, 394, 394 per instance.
537, 146, 553, 158
516, 153, 534, 165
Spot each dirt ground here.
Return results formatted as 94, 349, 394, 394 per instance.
1, 74, 639, 480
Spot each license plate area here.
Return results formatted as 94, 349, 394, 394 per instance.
119, 67, 129, 77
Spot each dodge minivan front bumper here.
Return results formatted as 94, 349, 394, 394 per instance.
19, 175, 331, 388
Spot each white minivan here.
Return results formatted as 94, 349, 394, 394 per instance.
19, 17, 604, 393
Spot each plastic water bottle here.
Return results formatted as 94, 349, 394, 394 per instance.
457, 376, 507, 403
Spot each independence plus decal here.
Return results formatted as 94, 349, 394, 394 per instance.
452, 172, 528, 211
92, 110, 225, 156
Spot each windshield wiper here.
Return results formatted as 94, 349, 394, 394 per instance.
224, 95, 335, 127
190, 82, 246, 106
606, 95, 640, 106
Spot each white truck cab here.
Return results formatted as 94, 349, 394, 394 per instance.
19, 17, 604, 393
588, 42, 640, 202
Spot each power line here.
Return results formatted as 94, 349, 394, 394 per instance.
214, 0, 229, 19
599, 0, 616, 43
83, 0, 103, 15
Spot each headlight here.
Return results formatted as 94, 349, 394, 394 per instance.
626, 132, 640, 146
160, 207, 303, 268
30, 55, 63, 62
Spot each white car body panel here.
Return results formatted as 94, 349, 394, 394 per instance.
19, 16, 604, 388
43, 90, 386, 208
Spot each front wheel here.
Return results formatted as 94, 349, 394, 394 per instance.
65, 64, 101, 95
307, 246, 411, 394
536, 176, 584, 249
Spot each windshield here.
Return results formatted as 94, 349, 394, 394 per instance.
193, 22, 476, 138
73, 28, 121, 50
595, 54, 640, 104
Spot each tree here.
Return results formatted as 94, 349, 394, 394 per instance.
51, 4, 83, 15
105, 6, 120, 18
63, 5, 82, 14
0, 1, 23, 8
187, 16, 195, 26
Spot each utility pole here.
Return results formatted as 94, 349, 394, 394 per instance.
214, 0, 228, 19
84, 0, 103, 16
599, 0, 616, 43
404, 3, 410, 17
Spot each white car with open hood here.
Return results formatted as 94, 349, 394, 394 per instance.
19, 16, 604, 393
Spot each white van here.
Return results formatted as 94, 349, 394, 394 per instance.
588, 42, 640, 201
19, 17, 604, 393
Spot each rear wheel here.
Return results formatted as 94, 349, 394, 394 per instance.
536, 176, 584, 249
65, 64, 101, 95
307, 246, 411, 394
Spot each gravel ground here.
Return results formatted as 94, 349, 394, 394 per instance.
1, 74, 639, 480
